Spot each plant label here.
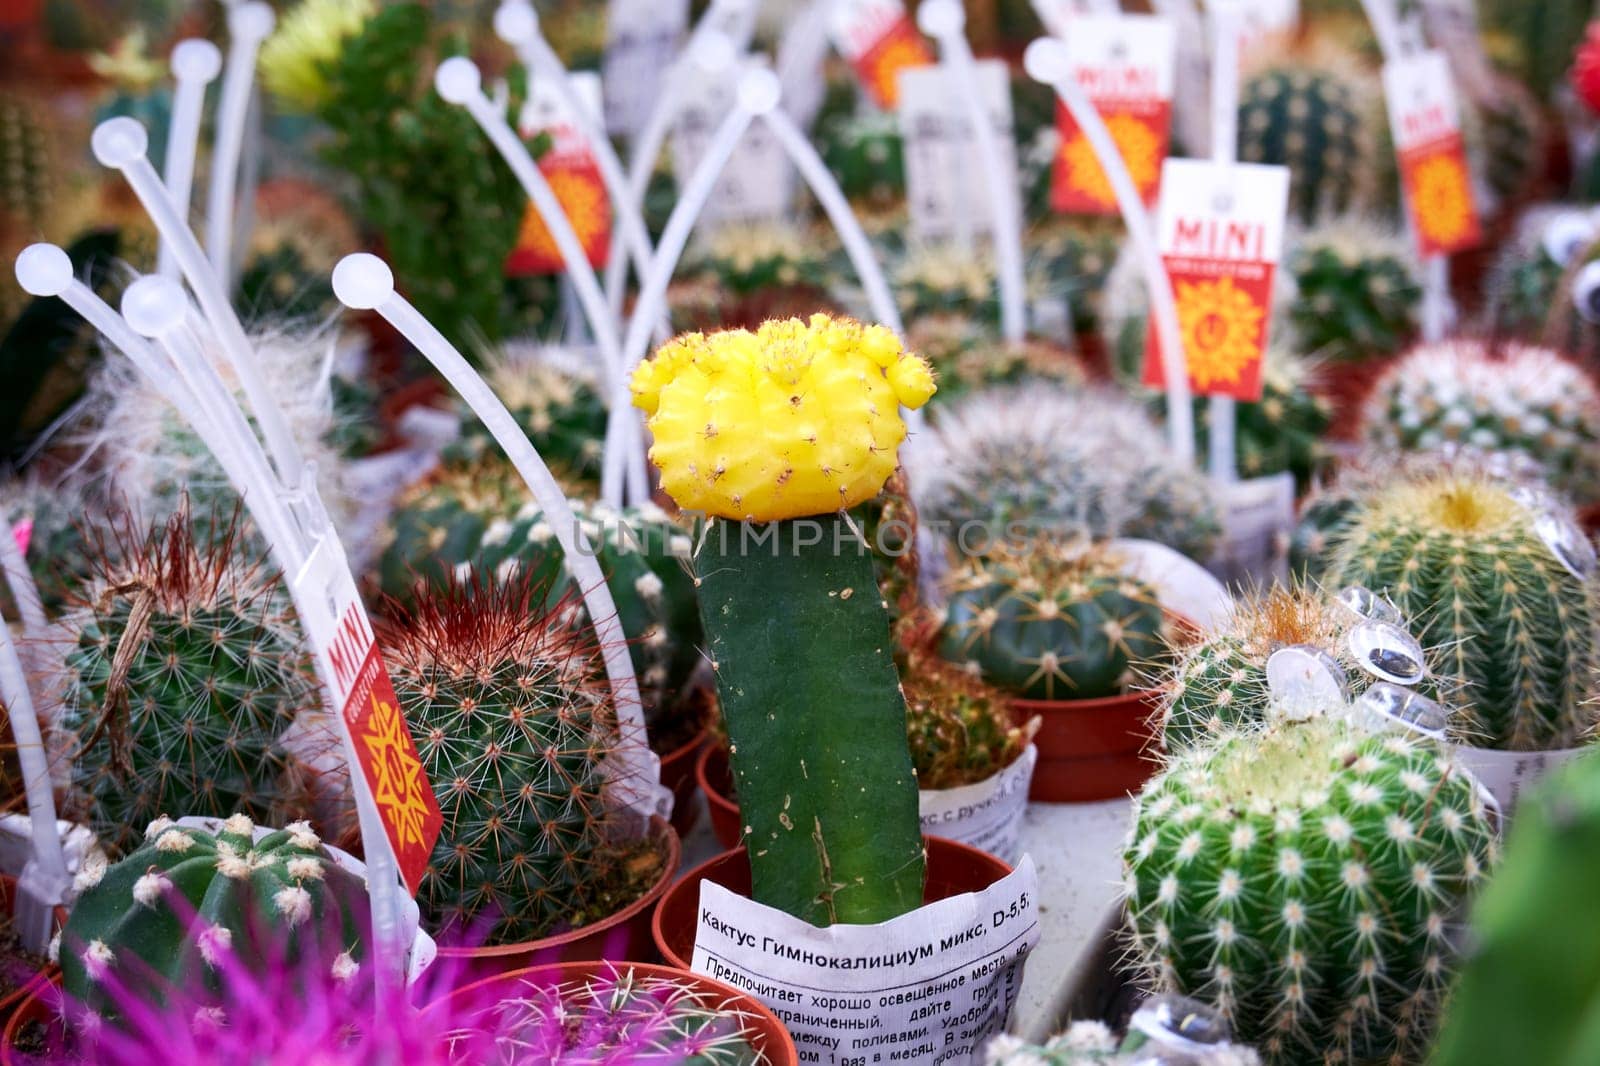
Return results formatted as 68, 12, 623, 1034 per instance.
672, 56, 795, 225
1235, 0, 1298, 47
828, 0, 933, 110
1453, 745, 1587, 819
1383, 49, 1481, 257
1143, 158, 1290, 401
693, 857, 1040, 1061
292, 534, 442, 896
509, 72, 611, 277
1050, 14, 1176, 215
898, 60, 1018, 243
919, 745, 1037, 864
1207, 472, 1295, 587
602, 0, 690, 136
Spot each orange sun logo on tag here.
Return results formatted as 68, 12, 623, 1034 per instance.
1175, 276, 1267, 390
508, 161, 611, 276
1058, 113, 1163, 210
856, 18, 932, 109
1409, 152, 1476, 251
359, 688, 437, 857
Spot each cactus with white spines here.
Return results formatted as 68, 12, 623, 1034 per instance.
1321, 470, 1600, 751
59, 814, 370, 1028
1122, 712, 1499, 1065
1360, 338, 1600, 503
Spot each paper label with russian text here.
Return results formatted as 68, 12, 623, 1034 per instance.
919, 746, 1036, 864
509, 72, 611, 276
692, 858, 1039, 1064
1143, 158, 1290, 401
1383, 49, 1481, 256
1051, 14, 1175, 214
898, 60, 1018, 244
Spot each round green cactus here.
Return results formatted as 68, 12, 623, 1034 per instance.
1323, 470, 1600, 750
1123, 713, 1499, 1065
1287, 486, 1363, 584
940, 542, 1167, 701
909, 385, 1221, 560
1360, 339, 1600, 504
56, 511, 327, 856
445, 355, 608, 490
684, 221, 830, 299
60, 814, 370, 1026
1285, 219, 1421, 363
901, 639, 1031, 790
380, 576, 661, 945
818, 110, 905, 208
906, 323, 1087, 407
1237, 64, 1374, 227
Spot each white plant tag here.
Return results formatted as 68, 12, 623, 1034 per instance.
521, 70, 604, 150
1235, 0, 1298, 47
1207, 471, 1295, 587
919, 746, 1037, 864
692, 858, 1040, 1064
672, 56, 795, 224
1453, 745, 1590, 818
898, 60, 1018, 244
602, 0, 690, 136
1111, 538, 1234, 631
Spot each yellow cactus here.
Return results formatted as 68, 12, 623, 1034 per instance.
631, 315, 935, 521
259, 0, 376, 112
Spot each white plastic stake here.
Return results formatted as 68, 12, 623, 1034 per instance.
493, 1, 668, 340
601, 48, 765, 510
1207, 2, 1240, 485
333, 254, 668, 828
91, 117, 308, 498
204, 2, 273, 294
158, 39, 223, 280
434, 57, 649, 507
0, 621, 66, 953
0, 514, 45, 639
1025, 39, 1195, 462
919, 0, 1028, 345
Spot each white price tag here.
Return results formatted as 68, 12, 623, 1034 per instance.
671, 57, 795, 224
521, 71, 604, 156
898, 61, 1018, 243
919, 746, 1037, 864
1206, 472, 1295, 587
1383, 49, 1466, 152
602, 0, 690, 136
1454, 745, 1590, 817
1235, 0, 1298, 47
692, 858, 1040, 1064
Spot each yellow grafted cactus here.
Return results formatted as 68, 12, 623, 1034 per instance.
630, 314, 935, 521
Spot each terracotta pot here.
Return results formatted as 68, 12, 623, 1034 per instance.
421, 961, 797, 1065
431, 816, 681, 986
0, 876, 66, 1035
0, 973, 55, 1066
652, 836, 1013, 969
696, 743, 742, 850
1011, 689, 1163, 803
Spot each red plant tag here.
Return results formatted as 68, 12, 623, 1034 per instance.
1384, 49, 1481, 257
829, 0, 932, 110
507, 72, 613, 277
1143, 159, 1290, 402
1050, 14, 1175, 215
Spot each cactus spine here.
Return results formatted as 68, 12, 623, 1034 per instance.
1324, 471, 1600, 750
379, 577, 659, 945
940, 542, 1167, 702
60, 814, 370, 1026
55, 511, 327, 856
1123, 714, 1498, 1065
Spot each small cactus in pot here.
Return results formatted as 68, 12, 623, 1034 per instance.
1123, 709, 1499, 1064
59, 813, 371, 1029
443, 353, 608, 491
1321, 468, 1600, 751
630, 313, 935, 926
1284, 217, 1421, 363
939, 541, 1168, 703
1237, 58, 1377, 226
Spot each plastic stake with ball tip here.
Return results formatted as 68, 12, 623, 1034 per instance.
333, 253, 670, 830
205, 2, 272, 293
158, 39, 222, 280
1025, 37, 1197, 463
1207, 0, 1241, 485
920, 0, 1029, 346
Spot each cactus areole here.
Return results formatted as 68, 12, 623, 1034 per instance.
631, 315, 935, 926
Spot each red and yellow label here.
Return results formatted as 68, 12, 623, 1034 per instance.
852, 16, 933, 110
507, 155, 612, 277
1399, 135, 1480, 256
1144, 264, 1274, 401
1052, 100, 1170, 214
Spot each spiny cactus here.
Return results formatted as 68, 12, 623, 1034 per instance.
891, 242, 1005, 326
1359, 339, 1600, 504
443, 352, 608, 490
900, 636, 1032, 791
0, 93, 54, 231
450, 965, 767, 1064
376, 454, 530, 602
60, 814, 370, 1028
380, 576, 664, 945
1160, 583, 1450, 752
1488, 226, 1581, 345
908, 385, 1221, 561
685, 221, 830, 299
1285, 218, 1421, 362
0, 474, 101, 617
985, 997, 1261, 1065
906, 318, 1087, 406
1323, 470, 1600, 750
940, 541, 1167, 702
1237, 63, 1375, 226
53, 510, 330, 856
1123, 713, 1499, 1065
1465, 75, 1547, 217
1431, 749, 1600, 1066
1028, 219, 1124, 337
1288, 485, 1362, 584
